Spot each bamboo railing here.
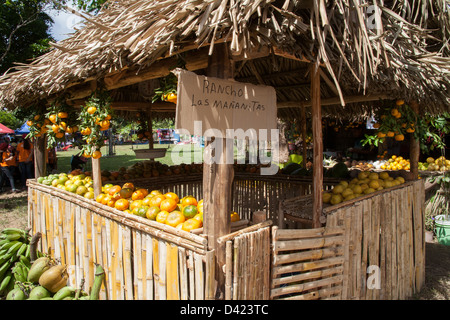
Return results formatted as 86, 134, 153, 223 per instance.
27, 181, 213, 300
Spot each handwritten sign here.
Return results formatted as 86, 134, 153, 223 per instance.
174, 69, 277, 137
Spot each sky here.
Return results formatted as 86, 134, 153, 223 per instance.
46, 7, 85, 42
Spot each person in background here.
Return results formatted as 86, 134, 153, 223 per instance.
0, 142, 19, 193
16, 134, 34, 189
47, 147, 57, 173
71, 154, 87, 171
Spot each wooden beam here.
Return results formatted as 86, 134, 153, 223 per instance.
203, 42, 234, 300
311, 62, 323, 228
277, 94, 390, 109
65, 47, 210, 101
33, 136, 46, 178
409, 100, 420, 180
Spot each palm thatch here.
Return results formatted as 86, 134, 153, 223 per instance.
0, 0, 449, 118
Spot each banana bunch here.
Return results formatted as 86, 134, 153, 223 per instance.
0, 228, 34, 296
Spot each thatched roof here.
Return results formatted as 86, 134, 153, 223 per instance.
0, 0, 449, 117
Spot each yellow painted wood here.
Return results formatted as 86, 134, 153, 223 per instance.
166, 243, 180, 300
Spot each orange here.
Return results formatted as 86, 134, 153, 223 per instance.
193, 213, 203, 226
130, 199, 143, 211
49, 114, 57, 123
105, 114, 112, 120
58, 112, 68, 118
156, 210, 170, 224
160, 198, 178, 212
164, 192, 179, 203
96, 193, 106, 204
181, 219, 201, 232
395, 134, 405, 141
181, 196, 198, 207
149, 190, 162, 197
230, 212, 240, 222
131, 190, 146, 201
387, 131, 395, 137
59, 122, 67, 131
101, 194, 112, 206
26, 120, 33, 126
166, 93, 177, 104
197, 199, 204, 214
34, 115, 40, 121
51, 124, 60, 133
182, 205, 198, 219
142, 197, 153, 207
108, 185, 122, 196
396, 99, 405, 106
119, 188, 133, 199
146, 206, 160, 220
65, 127, 74, 134
166, 211, 185, 227
81, 127, 91, 135
107, 198, 116, 208
377, 132, 386, 138
87, 106, 97, 114
136, 206, 149, 218
149, 194, 166, 207
135, 188, 148, 197
92, 150, 102, 159
391, 108, 399, 117
55, 132, 64, 139
406, 127, 415, 133
114, 199, 129, 211
122, 182, 135, 191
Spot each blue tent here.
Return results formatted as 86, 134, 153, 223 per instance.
15, 122, 30, 135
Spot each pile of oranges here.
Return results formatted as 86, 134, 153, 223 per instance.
95, 183, 239, 232
379, 155, 410, 171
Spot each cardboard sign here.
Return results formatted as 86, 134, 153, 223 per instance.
174, 69, 277, 137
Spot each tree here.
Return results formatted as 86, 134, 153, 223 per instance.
0, 0, 54, 75
0, 110, 21, 130
0, 0, 108, 75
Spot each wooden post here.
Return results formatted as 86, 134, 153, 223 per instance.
311, 62, 323, 228
301, 104, 308, 168
409, 100, 420, 180
33, 136, 47, 178
203, 43, 234, 299
90, 81, 102, 197
148, 111, 154, 150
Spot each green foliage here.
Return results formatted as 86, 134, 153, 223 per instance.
0, 0, 54, 74
0, 110, 21, 130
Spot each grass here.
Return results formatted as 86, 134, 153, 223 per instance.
56, 143, 204, 173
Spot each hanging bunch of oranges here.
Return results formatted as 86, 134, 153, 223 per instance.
44, 99, 79, 149
78, 90, 113, 159
25, 104, 48, 140
372, 99, 419, 142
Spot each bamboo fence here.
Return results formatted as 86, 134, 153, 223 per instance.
219, 220, 272, 300
27, 176, 425, 300
270, 226, 345, 300
323, 179, 426, 300
27, 181, 214, 300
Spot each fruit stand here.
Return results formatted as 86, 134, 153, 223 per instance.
1, 1, 450, 300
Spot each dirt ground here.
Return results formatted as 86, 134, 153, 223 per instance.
0, 186, 448, 300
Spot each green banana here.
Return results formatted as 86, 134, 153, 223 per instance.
6, 242, 22, 255
19, 255, 31, 268
12, 263, 26, 283
16, 243, 28, 257
24, 244, 30, 259
0, 233, 22, 241
0, 240, 19, 252
53, 286, 76, 300
0, 239, 9, 247
1, 228, 26, 235
0, 270, 13, 294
